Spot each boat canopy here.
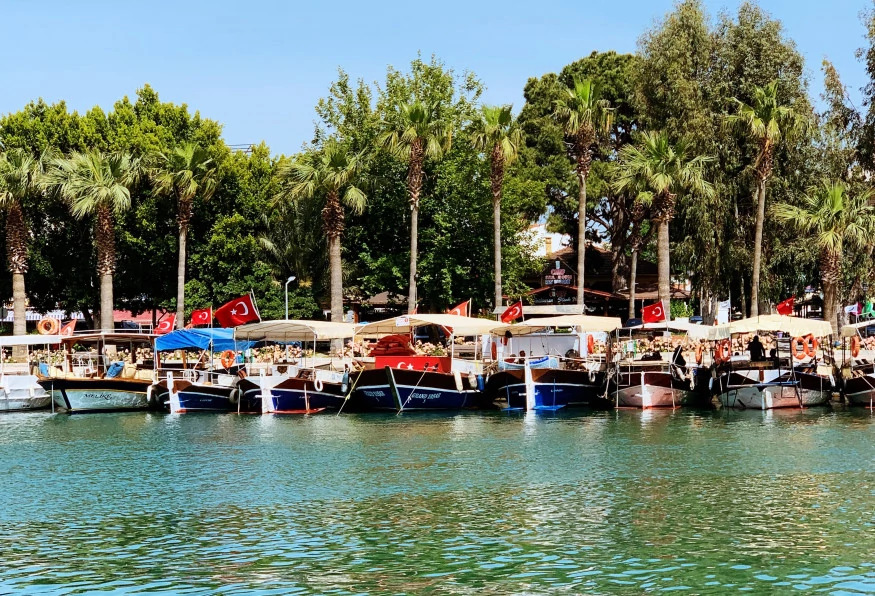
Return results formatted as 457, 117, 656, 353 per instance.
155, 328, 253, 352
235, 319, 356, 342
625, 321, 723, 341
710, 315, 833, 339
490, 314, 622, 336
356, 314, 498, 337
0, 334, 62, 347
840, 320, 875, 338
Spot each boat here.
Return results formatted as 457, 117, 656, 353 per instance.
348, 314, 497, 412
838, 320, 875, 407
37, 332, 156, 412
152, 328, 259, 413
0, 334, 60, 412
711, 315, 835, 410
233, 319, 357, 414
610, 321, 714, 409
485, 314, 623, 410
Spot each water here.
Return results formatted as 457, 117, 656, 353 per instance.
2, 408, 875, 594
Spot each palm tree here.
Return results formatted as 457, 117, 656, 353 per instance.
275, 139, 365, 322
152, 143, 218, 328
380, 100, 452, 313
470, 105, 523, 309
552, 78, 613, 307
613, 132, 714, 302
625, 200, 653, 320
725, 81, 809, 316
0, 148, 49, 339
45, 151, 141, 331
773, 182, 875, 333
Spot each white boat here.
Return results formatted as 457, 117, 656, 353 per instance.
0, 334, 61, 412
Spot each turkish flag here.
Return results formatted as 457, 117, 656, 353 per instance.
215, 294, 261, 327
776, 297, 795, 316
190, 307, 212, 326
154, 314, 176, 335
446, 300, 470, 317
642, 301, 667, 323
59, 320, 76, 337
500, 300, 524, 323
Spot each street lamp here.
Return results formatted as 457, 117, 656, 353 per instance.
285, 275, 296, 320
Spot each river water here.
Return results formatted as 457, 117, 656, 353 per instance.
1, 408, 874, 594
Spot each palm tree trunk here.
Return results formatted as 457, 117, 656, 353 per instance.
408, 204, 418, 313
628, 249, 638, 320
176, 224, 187, 329
657, 219, 671, 302
491, 146, 504, 310
100, 274, 114, 331
407, 141, 424, 314
6, 202, 29, 355
328, 234, 343, 323
576, 169, 587, 308
12, 273, 26, 357
750, 179, 766, 317
821, 250, 841, 334
95, 204, 116, 332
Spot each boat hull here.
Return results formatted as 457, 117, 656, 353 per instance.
41, 378, 151, 413
0, 395, 51, 412
716, 371, 832, 410
166, 379, 259, 414
238, 376, 345, 414
611, 369, 709, 409
486, 368, 610, 410
350, 367, 491, 411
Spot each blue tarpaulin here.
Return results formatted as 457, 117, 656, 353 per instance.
154, 328, 255, 352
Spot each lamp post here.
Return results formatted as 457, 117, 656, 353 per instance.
285, 276, 296, 320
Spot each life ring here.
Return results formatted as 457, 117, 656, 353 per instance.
220, 350, 236, 369
587, 334, 595, 353
695, 344, 704, 365
790, 336, 807, 360
314, 378, 324, 392
714, 340, 731, 363
803, 334, 818, 358
38, 318, 60, 335
851, 335, 861, 358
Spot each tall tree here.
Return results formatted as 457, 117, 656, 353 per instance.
379, 100, 452, 313
275, 139, 365, 322
469, 105, 523, 309
613, 131, 713, 302
725, 81, 808, 316
45, 151, 141, 330
151, 143, 218, 327
0, 149, 46, 339
773, 182, 875, 332
552, 79, 613, 307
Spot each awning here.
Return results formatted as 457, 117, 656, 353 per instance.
155, 328, 253, 352
841, 320, 875, 338
710, 315, 833, 339
235, 320, 356, 342
0, 335, 62, 347
491, 305, 584, 316
491, 314, 623, 336
356, 314, 498, 337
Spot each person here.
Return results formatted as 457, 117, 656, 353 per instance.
671, 344, 687, 368
517, 350, 527, 364
748, 335, 766, 361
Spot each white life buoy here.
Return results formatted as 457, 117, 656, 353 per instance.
453, 371, 464, 392
314, 378, 324, 392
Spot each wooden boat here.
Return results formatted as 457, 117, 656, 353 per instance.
485, 314, 622, 410
838, 321, 875, 407
711, 315, 834, 410
234, 320, 356, 414
0, 335, 60, 412
37, 332, 155, 412
348, 314, 496, 412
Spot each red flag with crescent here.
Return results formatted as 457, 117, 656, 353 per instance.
59, 320, 76, 337
642, 301, 667, 323
154, 314, 176, 335
190, 307, 212, 326
215, 294, 261, 328
446, 300, 470, 317
776, 296, 794, 316
500, 300, 523, 324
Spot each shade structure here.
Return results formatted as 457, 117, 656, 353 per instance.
356, 314, 499, 337
0, 334, 62, 347
490, 314, 623, 336
154, 328, 253, 352
841, 320, 875, 338
710, 315, 834, 339
235, 319, 357, 342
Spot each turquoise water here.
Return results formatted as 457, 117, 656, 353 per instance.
1, 408, 875, 594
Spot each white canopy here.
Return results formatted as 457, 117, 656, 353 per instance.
710, 315, 833, 339
0, 334, 62, 347
235, 320, 357, 342
490, 314, 622, 336
627, 321, 724, 341
356, 314, 499, 337
840, 320, 875, 338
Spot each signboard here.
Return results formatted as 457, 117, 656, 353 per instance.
544, 267, 573, 286
374, 356, 451, 372
532, 286, 576, 305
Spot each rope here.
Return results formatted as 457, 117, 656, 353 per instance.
396, 368, 432, 415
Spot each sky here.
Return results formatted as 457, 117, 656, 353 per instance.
1, 0, 871, 156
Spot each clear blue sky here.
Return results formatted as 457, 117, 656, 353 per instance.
1, 0, 869, 155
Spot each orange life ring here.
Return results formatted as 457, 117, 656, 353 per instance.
220, 350, 236, 369
804, 334, 818, 358
695, 343, 704, 365
791, 336, 807, 360
587, 334, 595, 353
37, 318, 60, 335
851, 335, 861, 358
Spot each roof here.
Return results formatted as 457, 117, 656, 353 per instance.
491, 315, 623, 336
113, 310, 170, 324
491, 304, 585, 316
841, 320, 875, 338
356, 314, 498, 337
0, 335, 63, 347
362, 292, 407, 307
235, 319, 357, 341
0, 309, 86, 323
524, 286, 624, 300
61, 332, 156, 345
155, 328, 254, 352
